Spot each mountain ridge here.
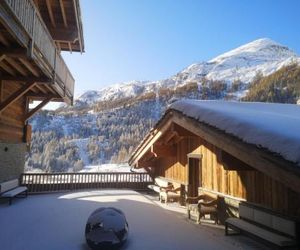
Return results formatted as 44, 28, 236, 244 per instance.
75, 38, 299, 107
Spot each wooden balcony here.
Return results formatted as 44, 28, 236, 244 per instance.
0, 0, 75, 104
20, 172, 153, 193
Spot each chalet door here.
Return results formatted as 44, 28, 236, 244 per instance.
188, 158, 201, 197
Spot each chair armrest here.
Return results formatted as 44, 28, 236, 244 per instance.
186, 195, 206, 203
166, 187, 181, 194
199, 199, 218, 207
160, 184, 173, 192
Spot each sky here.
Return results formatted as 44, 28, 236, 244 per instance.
62, 0, 300, 98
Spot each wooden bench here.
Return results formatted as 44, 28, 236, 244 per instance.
0, 179, 28, 205
225, 203, 299, 249
148, 176, 172, 195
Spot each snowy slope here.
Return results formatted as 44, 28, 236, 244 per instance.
170, 100, 300, 165
181, 38, 299, 84
75, 38, 299, 106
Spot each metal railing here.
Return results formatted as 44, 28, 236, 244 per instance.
20, 172, 153, 193
3, 0, 75, 99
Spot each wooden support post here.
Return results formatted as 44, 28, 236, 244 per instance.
0, 80, 3, 102
0, 81, 36, 113
24, 97, 52, 122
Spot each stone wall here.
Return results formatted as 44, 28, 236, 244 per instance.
0, 143, 27, 183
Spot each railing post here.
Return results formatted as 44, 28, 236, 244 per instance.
19, 174, 23, 186
70, 174, 74, 191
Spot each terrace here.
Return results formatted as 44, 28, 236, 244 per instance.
0, 173, 268, 250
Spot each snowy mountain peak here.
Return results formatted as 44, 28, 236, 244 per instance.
75, 38, 299, 107
210, 38, 296, 63
181, 38, 299, 84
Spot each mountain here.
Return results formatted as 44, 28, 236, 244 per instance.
75, 38, 299, 107
26, 38, 300, 173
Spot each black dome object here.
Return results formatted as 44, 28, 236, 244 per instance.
85, 207, 129, 250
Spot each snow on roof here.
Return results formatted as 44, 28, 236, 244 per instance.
169, 100, 300, 166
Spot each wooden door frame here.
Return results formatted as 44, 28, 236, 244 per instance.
186, 153, 202, 196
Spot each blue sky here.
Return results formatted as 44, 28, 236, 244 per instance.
62, 0, 300, 97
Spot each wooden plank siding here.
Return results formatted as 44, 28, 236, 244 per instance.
153, 136, 300, 217
0, 80, 27, 142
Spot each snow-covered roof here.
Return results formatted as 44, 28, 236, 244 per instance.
169, 100, 300, 166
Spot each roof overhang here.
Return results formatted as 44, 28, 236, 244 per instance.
34, 0, 85, 53
129, 109, 300, 193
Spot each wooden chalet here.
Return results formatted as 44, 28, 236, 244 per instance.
129, 100, 300, 220
0, 0, 84, 182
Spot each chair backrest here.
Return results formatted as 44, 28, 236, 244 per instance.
154, 177, 170, 188
0, 179, 19, 193
239, 203, 297, 238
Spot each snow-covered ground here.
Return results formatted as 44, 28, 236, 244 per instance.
0, 190, 266, 250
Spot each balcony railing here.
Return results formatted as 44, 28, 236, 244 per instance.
20, 172, 153, 193
3, 0, 75, 100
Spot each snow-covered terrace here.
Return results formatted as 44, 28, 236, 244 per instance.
0, 190, 267, 250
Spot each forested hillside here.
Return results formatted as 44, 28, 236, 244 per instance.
243, 64, 300, 103
25, 38, 300, 173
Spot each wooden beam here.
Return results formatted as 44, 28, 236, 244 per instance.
35, 84, 48, 94
164, 131, 179, 144
18, 58, 40, 77
59, 0, 68, 28
0, 32, 9, 46
24, 97, 52, 121
151, 144, 176, 158
0, 60, 16, 75
0, 48, 28, 58
173, 123, 197, 137
171, 110, 300, 193
48, 27, 78, 42
129, 117, 173, 166
0, 75, 51, 83
26, 93, 62, 102
0, 81, 36, 113
5, 57, 28, 76
0, 54, 5, 62
46, 0, 56, 27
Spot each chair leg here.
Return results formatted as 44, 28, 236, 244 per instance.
187, 208, 191, 219
215, 213, 218, 225
196, 212, 201, 224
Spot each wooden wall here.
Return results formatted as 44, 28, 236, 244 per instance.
154, 136, 300, 217
0, 80, 26, 143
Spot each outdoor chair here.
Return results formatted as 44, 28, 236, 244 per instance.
159, 182, 182, 204
186, 194, 218, 224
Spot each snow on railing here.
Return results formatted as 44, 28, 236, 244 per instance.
20, 172, 153, 193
